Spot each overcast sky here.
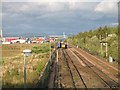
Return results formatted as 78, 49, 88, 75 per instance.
1, 0, 119, 36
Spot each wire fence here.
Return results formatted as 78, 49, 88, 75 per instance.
35, 49, 57, 88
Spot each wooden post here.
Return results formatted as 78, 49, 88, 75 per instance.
56, 50, 58, 63
50, 43, 51, 62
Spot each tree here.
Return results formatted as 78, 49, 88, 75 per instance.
88, 30, 93, 38
96, 27, 102, 39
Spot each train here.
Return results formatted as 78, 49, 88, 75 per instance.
57, 39, 67, 49
61, 41, 67, 49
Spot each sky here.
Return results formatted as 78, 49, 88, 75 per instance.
1, 0, 119, 36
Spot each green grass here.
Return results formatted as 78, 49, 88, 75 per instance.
32, 43, 50, 54
36, 61, 46, 75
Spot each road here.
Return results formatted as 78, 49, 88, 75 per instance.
48, 45, 119, 89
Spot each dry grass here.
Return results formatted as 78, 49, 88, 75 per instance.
2, 44, 41, 57
2, 43, 51, 88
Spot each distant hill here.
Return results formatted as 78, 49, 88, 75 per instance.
3, 33, 49, 38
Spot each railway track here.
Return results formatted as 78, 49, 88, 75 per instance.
69, 47, 119, 88
62, 49, 87, 89
71, 47, 119, 81
51, 46, 119, 89
55, 48, 87, 89
72, 46, 119, 73
55, 49, 74, 88
62, 49, 76, 88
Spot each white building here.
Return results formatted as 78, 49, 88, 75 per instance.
11, 39, 26, 44
2, 42, 11, 44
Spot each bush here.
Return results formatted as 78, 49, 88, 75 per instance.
32, 43, 50, 54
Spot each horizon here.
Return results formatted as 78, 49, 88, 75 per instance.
2, 25, 118, 37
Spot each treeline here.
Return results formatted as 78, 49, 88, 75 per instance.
68, 26, 118, 62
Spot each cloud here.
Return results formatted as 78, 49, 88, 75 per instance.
2, 2, 98, 18
2, 1, 118, 35
2, 0, 103, 2
19, 2, 65, 12
94, 0, 118, 14
68, 2, 98, 11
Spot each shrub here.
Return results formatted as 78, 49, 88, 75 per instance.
32, 44, 50, 54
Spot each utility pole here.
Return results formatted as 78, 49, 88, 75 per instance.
100, 35, 102, 51
23, 50, 32, 90
105, 33, 108, 59
24, 55, 26, 89
77, 39, 78, 48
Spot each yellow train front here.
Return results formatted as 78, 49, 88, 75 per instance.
56, 38, 67, 49
61, 41, 67, 49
